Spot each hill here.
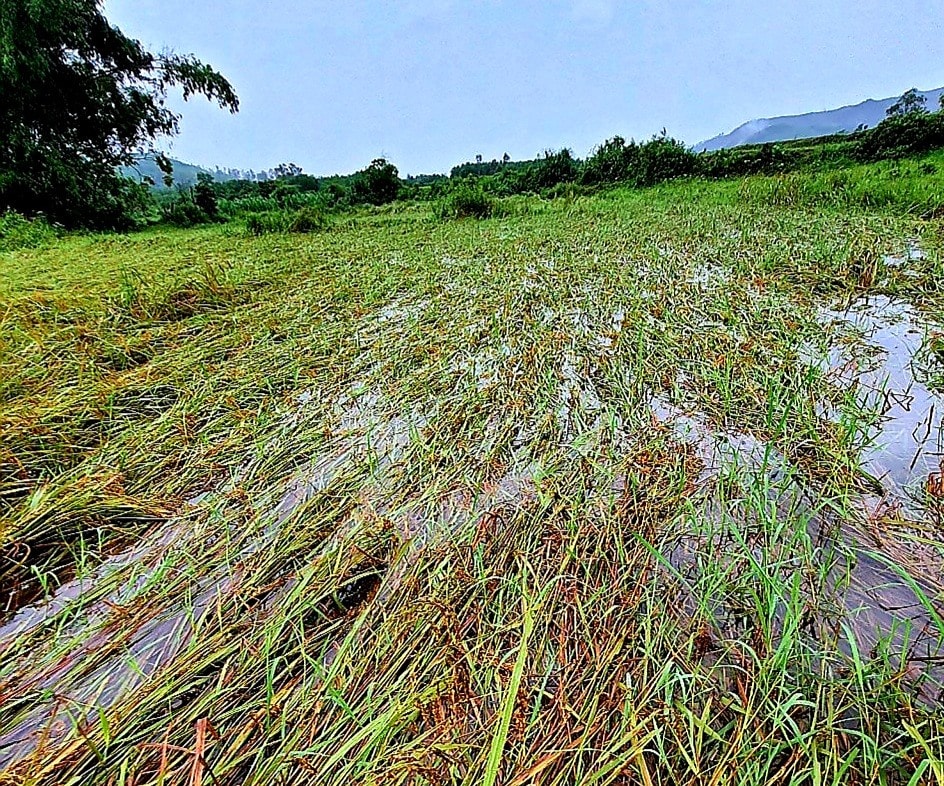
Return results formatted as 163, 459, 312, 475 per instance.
121, 154, 237, 190
696, 87, 944, 151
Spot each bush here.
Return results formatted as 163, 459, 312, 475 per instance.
245, 211, 284, 235
193, 173, 219, 219
577, 134, 697, 189
582, 137, 640, 185
634, 134, 698, 187
855, 112, 944, 161
323, 183, 350, 208
435, 182, 493, 220
286, 206, 329, 233
351, 158, 401, 206
528, 149, 579, 191
0, 211, 56, 252
481, 168, 531, 197
162, 196, 211, 227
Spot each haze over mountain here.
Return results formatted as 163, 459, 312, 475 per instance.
120, 155, 216, 189
695, 87, 944, 152
122, 154, 282, 189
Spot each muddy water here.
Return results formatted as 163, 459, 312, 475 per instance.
652, 394, 944, 698
817, 295, 944, 512
652, 292, 944, 698
0, 386, 428, 768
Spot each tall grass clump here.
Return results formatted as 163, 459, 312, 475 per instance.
246, 206, 330, 235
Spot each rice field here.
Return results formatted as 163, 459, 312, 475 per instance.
1, 168, 944, 784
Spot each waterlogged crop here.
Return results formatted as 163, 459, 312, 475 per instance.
1, 158, 943, 784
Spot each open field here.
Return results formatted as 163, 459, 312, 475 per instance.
2, 160, 944, 784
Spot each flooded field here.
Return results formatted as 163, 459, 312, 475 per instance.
1, 184, 943, 784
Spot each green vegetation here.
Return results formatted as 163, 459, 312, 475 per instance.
0, 211, 56, 252
434, 180, 493, 220
245, 205, 330, 235
1, 145, 944, 783
0, 0, 237, 228
6, 42, 944, 238
141, 92, 944, 239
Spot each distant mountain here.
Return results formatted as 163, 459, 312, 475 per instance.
695, 87, 944, 152
121, 154, 241, 190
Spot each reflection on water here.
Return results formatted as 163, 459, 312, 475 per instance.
817, 296, 944, 515
650, 387, 944, 700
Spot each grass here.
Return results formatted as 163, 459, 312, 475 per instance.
1, 153, 943, 784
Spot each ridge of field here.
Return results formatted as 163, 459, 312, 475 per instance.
1, 152, 944, 784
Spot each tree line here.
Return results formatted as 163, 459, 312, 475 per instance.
2, 2, 944, 232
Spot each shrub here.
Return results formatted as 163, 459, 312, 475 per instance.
193, 173, 219, 219
577, 134, 697, 189
323, 183, 350, 208
582, 136, 639, 185
286, 206, 329, 233
482, 168, 531, 197
351, 158, 401, 205
0, 211, 56, 252
162, 196, 211, 227
435, 181, 493, 220
528, 149, 579, 190
245, 211, 286, 235
246, 207, 330, 235
855, 112, 944, 161
634, 134, 698, 187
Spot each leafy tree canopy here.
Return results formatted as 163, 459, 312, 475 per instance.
886, 88, 928, 117
0, 0, 238, 227
351, 158, 400, 205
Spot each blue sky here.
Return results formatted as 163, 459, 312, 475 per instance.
105, 0, 944, 176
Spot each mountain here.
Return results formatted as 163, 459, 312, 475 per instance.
121, 154, 238, 190
695, 87, 944, 152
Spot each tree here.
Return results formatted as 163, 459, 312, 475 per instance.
886, 88, 927, 117
0, 0, 238, 227
351, 158, 400, 205
193, 173, 219, 219
273, 162, 303, 178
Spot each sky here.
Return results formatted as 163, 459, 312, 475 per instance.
104, 0, 944, 177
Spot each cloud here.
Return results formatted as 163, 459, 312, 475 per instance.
570, 0, 616, 23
